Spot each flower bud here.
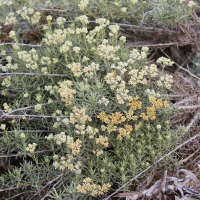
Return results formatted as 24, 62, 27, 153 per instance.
129, 153, 134, 161
130, 138, 135, 143
158, 136, 162, 142
108, 162, 112, 168
141, 162, 145, 168
165, 120, 170, 128
145, 162, 150, 168
151, 150, 155, 157
44, 156, 50, 163
122, 175, 126, 183
136, 142, 141, 149
146, 124, 151, 131
157, 124, 161, 130
120, 167, 125, 173
137, 149, 142, 155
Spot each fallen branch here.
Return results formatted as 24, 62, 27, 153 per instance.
0, 43, 41, 47
114, 168, 200, 199
1, 114, 69, 120
129, 42, 180, 48
0, 149, 53, 158
0, 72, 69, 77
0, 102, 59, 120
176, 105, 200, 110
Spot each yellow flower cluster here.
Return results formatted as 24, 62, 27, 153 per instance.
67, 136, 82, 155
58, 80, 76, 105
140, 97, 169, 121
95, 135, 109, 147
53, 154, 82, 174
70, 106, 91, 125
76, 178, 111, 196
126, 96, 142, 111
97, 111, 126, 125
135, 121, 143, 131
98, 111, 127, 134
117, 124, 133, 140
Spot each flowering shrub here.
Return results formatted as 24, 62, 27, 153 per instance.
0, 1, 189, 199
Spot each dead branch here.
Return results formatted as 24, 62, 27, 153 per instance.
185, 111, 200, 132
129, 42, 180, 48
0, 114, 69, 120
0, 43, 41, 47
0, 72, 68, 77
0, 102, 58, 120
0, 149, 53, 158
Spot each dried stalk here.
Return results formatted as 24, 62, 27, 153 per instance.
111, 22, 175, 32
0, 72, 68, 77
185, 111, 200, 132
0, 102, 57, 120
40, 173, 65, 200
0, 130, 51, 134
0, 43, 41, 47
0, 149, 52, 158
176, 105, 200, 110
172, 96, 197, 106
179, 148, 200, 164
35, 8, 69, 12
1, 114, 69, 120
29, 172, 65, 200
129, 42, 180, 48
